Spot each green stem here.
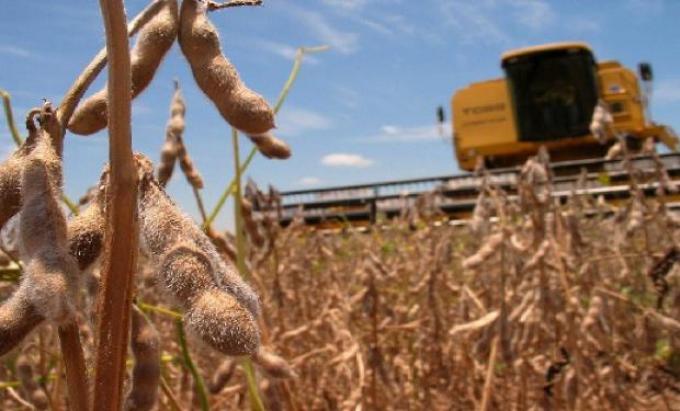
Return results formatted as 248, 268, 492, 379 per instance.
137, 302, 182, 320
0, 90, 23, 146
175, 319, 210, 411
203, 45, 329, 230
232, 128, 247, 277
62, 194, 80, 216
203, 148, 256, 230
231, 127, 265, 411
273, 46, 329, 114
242, 359, 265, 411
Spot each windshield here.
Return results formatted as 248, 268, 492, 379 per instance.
504, 49, 598, 142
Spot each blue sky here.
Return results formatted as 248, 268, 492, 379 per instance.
1, 0, 679, 229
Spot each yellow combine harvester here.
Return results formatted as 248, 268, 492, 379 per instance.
254, 42, 680, 227
452, 41, 678, 170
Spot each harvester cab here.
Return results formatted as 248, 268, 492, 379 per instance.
452, 41, 679, 171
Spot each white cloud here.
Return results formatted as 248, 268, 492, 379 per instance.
277, 107, 332, 137
511, 0, 555, 30
363, 123, 453, 142
322, 0, 368, 11
438, 0, 510, 45
625, 0, 664, 15
0, 45, 32, 58
333, 85, 361, 110
321, 153, 374, 167
566, 17, 601, 34
289, 7, 359, 54
437, 0, 556, 45
654, 79, 680, 104
298, 176, 322, 186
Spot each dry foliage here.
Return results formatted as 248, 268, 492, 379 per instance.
0, 0, 678, 410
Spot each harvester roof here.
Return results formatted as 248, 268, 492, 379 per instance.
501, 41, 593, 64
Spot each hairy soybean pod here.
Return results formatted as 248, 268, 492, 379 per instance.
0, 292, 44, 357
68, 188, 106, 272
247, 132, 291, 160
68, 0, 179, 135
19, 131, 79, 324
135, 154, 260, 355
124, 307, 161, 411
178, 0, 275, 135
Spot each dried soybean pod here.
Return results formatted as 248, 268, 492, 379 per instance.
124, 307, 161, 411
178, 0, 275, 135
157, 136, 178, 187
206, 227, 237, 264
247, 132, 291, 160
183, 288, 259, 355
252, 348, 296, 379
158, 81, 185, 187
0, 292, 44, 357
0, 155, 24, 232
20, 129, 79, 323
136, 153, 259, 317
68, 0, 179, 135
158, 243, 215, 302
16, 354, 49, 410
0, 110, 42, 232
208, 359, 236, 394
241, 197, 265, 247
68, 184, 106, 272
135, 154, 261, 355
176, 136, 204, 189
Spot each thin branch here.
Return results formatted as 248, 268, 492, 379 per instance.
57, 0, 167, 128
159, 375, 183, 411
207, 0, 262, 11
6, 386, 34, 410
479, 336, 499, 411
93, 0, 138, 409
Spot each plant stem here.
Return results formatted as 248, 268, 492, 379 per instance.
231, 128, 266, 411
137, 302, 182, 320
175, 319, 209, 411
203, 148, 256, 230
479, 336, 499, 411
0, 90, 23, 146
62, 194, 80, 216
242, 359, 266, 411
272, 46, 329, 114
203, 45, 329, 229
159, 375, 183, 411
57, 321, 89, 411
232, 128, 247, 277
93, 0, 138, 409
192, 187, 208, 224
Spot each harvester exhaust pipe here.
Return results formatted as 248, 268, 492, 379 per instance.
638, 62, 653, 123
